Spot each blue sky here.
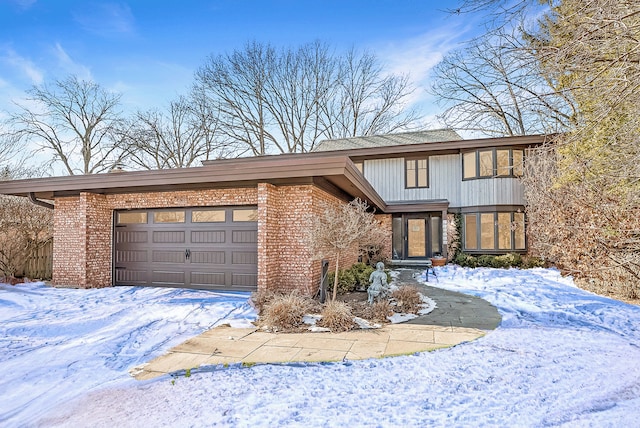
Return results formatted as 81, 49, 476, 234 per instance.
0, 0, 480, 122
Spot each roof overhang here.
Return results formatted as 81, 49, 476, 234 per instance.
0, 155, 388, 212
343, 134, 555, 161
201, 134, 554, 165
384, 200, 450, 213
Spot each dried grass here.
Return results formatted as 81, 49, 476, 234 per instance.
391, 285, 422, 314
258, 292, 313, 331
317, 300, 355, 332
363, 299, 394, 323
250, 290, 276, 313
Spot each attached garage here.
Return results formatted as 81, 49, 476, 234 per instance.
114, 206, 258, 291
0, 154, 387, 292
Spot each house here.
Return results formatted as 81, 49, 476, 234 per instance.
0, 131, 550, 293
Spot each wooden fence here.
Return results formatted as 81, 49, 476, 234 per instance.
23, 240, 53, 280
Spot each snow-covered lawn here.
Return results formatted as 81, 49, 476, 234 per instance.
2, 267, 640, 427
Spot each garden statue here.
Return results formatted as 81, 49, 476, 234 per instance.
367, 261, 389, 304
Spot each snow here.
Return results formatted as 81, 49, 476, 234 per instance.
2, 267, 640, 427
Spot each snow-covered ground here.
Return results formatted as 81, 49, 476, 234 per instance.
2, 267, 640, 427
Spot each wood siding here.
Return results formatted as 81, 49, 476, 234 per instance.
364, 155, 524, 207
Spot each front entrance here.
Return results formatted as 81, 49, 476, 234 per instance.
392, 213, 442, 260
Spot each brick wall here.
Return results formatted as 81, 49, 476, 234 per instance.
83, 193, 111, 287
53, 196, 85, 286
257, 183, 321, 295
51, 184, 390, 293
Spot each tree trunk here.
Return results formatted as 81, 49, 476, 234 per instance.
332, 251, 340, 301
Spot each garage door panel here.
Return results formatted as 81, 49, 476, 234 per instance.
190, 271, 226, 287
116, 230, 148, 243
232, 273, 258, 287
152, 230, 185, 243
116, 250, 148, 263
191, 251, 225, 264
232, 230, 257, 244
191, 230, 226, 243
152, 270, 185, 285
232, 251, 257, 265
115, 206, 257, 291
115, 268, 147, 284
152, 250, 186, 264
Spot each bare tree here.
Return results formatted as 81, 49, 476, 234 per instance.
307, 199, 387, 301
118, 96, 233, 170
0, 131, 21, 173
444, 1, 640, 298
430, 28, 577, 136
321, 48, 419, 139
5, 75, 126, 175
194, 41, 418, 155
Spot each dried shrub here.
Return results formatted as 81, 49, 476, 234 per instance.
391, 285, 422, 314
317, 300, 355, 332
250, 290, 277, 313
259, 292, 313, 331
0, 195, 53, 277
363, 299, 394, 323
524, 144, 640, 301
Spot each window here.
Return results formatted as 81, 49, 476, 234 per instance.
192, 209, 225, 223
405, 158, 428, 188
480, 213, 494, 249
497, 212, 512, 249
117, 212, 147, 224
233, 208, 258, 222
464, 214, 478, 250
479, 151, 493, 177
496, 150, 510, 176
463, 212, 526, 252
153, 211, 185, 223
463, 152, 476, 179
462, 148, 525, 179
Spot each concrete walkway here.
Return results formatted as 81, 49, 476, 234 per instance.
130, 269, 501, 381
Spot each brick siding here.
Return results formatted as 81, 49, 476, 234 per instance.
51, 185, 379, 294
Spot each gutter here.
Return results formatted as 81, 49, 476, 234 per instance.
28, 192, 54, 209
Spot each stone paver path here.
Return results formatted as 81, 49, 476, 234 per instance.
130, 268, 501, 380
131, 323, 485, 380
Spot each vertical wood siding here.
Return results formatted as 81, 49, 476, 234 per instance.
363, 154, 525, 207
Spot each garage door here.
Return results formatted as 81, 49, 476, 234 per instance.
114, 206, 258, 291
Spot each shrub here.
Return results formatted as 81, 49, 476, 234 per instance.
363, 299, 394, 323
250, 290, 276, 313
454, 252, 544, 269
259, 292, 313, 331
317, 300, 355, 332
454, 252, 478, 268
327, 262, 392, 294
521, 255, 546, 269
391, 285, 422, 313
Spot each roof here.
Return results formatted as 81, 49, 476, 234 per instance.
0, 155, 386, 211
313, 129, 463, 152
0, 133, 554, 213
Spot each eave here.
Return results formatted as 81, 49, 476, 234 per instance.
0, 155, 388, 212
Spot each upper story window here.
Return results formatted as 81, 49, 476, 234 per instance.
463, 148, 524, 180
405, 158, 428, 188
